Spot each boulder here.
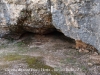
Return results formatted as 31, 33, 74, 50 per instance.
0, 0, 100, 52
51, 0, 100, 52
0, 0, 55, 37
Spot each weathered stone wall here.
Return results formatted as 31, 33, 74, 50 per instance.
0, 0, 100, 52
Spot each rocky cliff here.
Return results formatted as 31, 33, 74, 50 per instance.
0, 0, 100, 52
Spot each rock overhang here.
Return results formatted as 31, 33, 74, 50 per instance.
0, 0, 100, 52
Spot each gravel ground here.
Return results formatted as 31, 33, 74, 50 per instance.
0, 32, 100, 75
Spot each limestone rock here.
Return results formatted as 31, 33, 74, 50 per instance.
0, 0, 55, 37
0, 0, 100, 52
51, 0, 100, 52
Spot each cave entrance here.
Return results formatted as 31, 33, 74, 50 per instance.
19, 30, 76, 49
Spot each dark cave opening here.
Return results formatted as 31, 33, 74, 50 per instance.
20, 30, 76, 44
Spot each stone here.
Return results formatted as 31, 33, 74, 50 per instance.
75, 40, 97, 53
90, 55, 100, 65
51, 0, 100, 52
93, 52, 99, 56
88, 63, 93, 66
0, 0, 100, 52
0, 0, 55, 38
78, 49, 89, 53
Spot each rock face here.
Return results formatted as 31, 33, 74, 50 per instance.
0, 0, 100, 52
51, 0, 100, 52
0, 0, 55, 36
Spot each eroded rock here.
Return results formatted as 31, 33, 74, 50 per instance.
51, 0, 100, 52
0, 0, 55, 38
0, 0, 100, 52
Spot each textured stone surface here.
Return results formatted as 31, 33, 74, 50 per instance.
0, 0, 100, 52
51, 0, 100, 52
0, 0, 55, 36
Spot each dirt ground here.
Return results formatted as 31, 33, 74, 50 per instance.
0, 32, 100, 75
